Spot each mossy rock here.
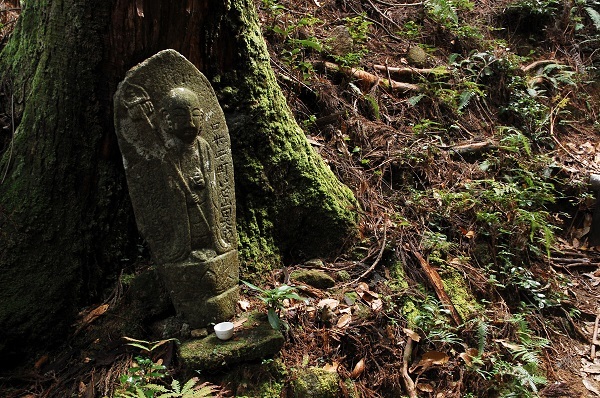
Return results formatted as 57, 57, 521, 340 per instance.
441, 267, 482, 320
179, 312, 284, 371
290, 367, 342, 398
290, 269, 335, 289
407, 46, 427, 67
221, 359, 287, 397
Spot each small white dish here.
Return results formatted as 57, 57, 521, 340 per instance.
214, 321, 234, 341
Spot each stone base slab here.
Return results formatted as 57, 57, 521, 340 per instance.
159, 250, 239, 328
179, 312, 284, 371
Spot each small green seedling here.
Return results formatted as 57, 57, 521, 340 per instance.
241, 280, 305, 330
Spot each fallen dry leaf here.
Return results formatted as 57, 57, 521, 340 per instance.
233, 317, 248, 328
459, 348, 479, 366
584, 364, 600, 374
410, 351, 449, 374
317, 298, 339, 310
421, 351, 450, 365
356, 282, 369, 294
403, 328, 421, 342
417, 383, 434, 392
323, 362, 339, 373
371, 298, 383, 311
34, 354, 49, 370
495, 339, 523, 351
583, 378, 600, 396
81, 304, 109, 326
336, 313, 352, 328
350, 358, 365, 379
238, 299, 250, 311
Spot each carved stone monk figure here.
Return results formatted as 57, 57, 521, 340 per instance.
114, 50, 238, 328
159, 87, 230, 262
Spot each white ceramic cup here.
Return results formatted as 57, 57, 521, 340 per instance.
214, 321, 234, 341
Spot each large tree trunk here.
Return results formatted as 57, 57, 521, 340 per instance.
0, 0, 357, 364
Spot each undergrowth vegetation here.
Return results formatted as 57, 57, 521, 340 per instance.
256, 0, 600, 396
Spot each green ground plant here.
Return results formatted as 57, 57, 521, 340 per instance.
241, 281, 305, 330
113, 338, 217, 398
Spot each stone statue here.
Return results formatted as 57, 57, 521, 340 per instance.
114, 50, 238, 328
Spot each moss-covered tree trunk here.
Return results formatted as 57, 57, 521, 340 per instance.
0, 0, 357, 364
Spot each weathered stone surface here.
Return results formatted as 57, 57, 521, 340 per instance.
327, 25, 354, 56
290, 368, 344, 398
114, 50, 239, 328
179, 313, 284, 371
407, 46, 427, 66
291, 269, 335, 289
159, 250, 239, 327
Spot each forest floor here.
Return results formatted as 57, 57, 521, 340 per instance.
2, 0, 600, 397
250, 0, 600, 396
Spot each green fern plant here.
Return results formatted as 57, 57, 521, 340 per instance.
117, 378, 217, 398
425, 0, 459, 27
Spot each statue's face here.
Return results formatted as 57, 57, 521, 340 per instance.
162, 88, 203, 144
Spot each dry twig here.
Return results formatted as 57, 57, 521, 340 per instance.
402, 337, 418, 398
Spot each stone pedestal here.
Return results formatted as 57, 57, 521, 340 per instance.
160, 251, 239, 327
179, 313, 284, 371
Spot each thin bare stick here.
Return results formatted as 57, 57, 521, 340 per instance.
344, 226, 387, 286
449, 140, 496, 156
402, 337, 418, 398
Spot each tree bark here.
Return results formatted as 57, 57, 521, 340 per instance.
0, 0, 357, 364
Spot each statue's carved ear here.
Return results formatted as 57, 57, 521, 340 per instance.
160, 109, 172, 129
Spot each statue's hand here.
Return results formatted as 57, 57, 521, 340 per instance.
191, 169, 205, 187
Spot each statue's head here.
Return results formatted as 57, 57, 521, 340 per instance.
161, 87, 204, 144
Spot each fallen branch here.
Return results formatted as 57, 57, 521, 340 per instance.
413, 250, 462, 326
449, 140, 496, 156
373, 64, 451, 78
319, 61, 420, 92
521, 59, 561, 73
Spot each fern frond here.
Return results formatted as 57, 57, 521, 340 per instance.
181, 377, 198, 394
425, 0, 458, 25
458, 90, 475, 112
477, 320, 488, 354
585, 6, 600, 30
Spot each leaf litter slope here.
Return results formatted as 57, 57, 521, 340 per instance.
258, 0, 600, 396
